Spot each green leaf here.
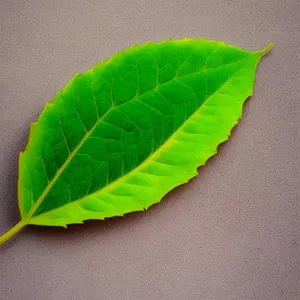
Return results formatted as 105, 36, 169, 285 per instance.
0, 38, 272, 244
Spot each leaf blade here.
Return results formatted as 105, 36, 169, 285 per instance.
18, 39, 272, 227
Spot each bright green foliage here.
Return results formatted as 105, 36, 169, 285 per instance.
0, 38, 272, 244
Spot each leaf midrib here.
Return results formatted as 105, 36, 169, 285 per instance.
25, 53, 254, 221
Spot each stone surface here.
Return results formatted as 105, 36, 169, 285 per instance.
0, 1, 299, 299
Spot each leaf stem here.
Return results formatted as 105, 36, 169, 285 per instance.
0, 220, 26, 245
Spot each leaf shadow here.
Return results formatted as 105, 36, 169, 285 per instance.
4, 94, 253, 247
2, 125, 32, 225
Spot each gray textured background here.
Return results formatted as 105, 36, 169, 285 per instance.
0, 1, 299, 299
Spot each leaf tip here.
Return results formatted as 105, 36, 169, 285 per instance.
260, 43, 274, 56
